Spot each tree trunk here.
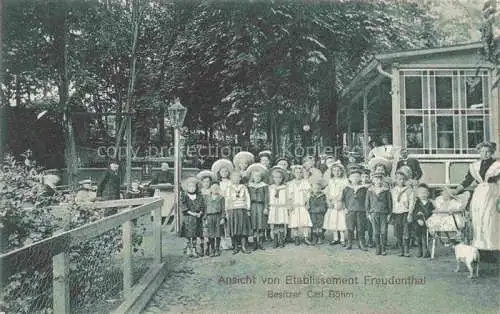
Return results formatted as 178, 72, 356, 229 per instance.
159, 105, 165, 144
56, 3, 78, 188
318, 52, 337, 148
115, 1, 139, 155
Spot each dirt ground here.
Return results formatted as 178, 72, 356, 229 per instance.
144, 233, 499, 314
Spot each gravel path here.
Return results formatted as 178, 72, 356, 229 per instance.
144, 234, 499, 314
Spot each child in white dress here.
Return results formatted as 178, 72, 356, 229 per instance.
323, 162, 348, 246
287, 165, 313, 245
267, 167, 289, 248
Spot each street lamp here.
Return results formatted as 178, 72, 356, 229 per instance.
167, 98, 187, 235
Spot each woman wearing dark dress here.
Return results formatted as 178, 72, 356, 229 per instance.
97, 160, 122, 216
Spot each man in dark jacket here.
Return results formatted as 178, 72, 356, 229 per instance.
97, 160, 122, 216
396, 148, 423, 181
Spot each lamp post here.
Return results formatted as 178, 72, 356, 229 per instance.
167, 98, 187, 236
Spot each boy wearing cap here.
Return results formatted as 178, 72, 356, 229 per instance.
391, 166, 416, 257
307, 178, 328, 245
412, 183, 433, 258
365, 171, 392, 255
342, 167, 369, 250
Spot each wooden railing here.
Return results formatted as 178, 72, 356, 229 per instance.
0, 197, 167, 314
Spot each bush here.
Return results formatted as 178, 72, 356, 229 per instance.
1, 154, 144, 313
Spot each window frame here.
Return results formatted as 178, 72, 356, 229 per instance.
400, 69, 491, 156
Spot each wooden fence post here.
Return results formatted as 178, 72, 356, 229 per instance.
152, 202, 162, 265
122, 219, 133, 298
53, 251, 70, 314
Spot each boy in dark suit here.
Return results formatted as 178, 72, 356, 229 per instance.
342, 167, 368, 250
413, 183, 434, 258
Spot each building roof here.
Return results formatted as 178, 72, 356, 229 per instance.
341, 40, 492, 102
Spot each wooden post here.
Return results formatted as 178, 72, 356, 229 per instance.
391, 64, 401, 148
152, 203, 162, 264
363, 89, 369, 160
53, 252, 70, 314
122, 219, 133, 298
125, 115, 132, 189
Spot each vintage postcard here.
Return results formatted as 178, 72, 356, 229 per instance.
0, 0, 499, 313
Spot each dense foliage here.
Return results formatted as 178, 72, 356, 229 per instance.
2, 0, 483, 164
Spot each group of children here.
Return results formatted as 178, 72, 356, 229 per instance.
178, 151, 458, 259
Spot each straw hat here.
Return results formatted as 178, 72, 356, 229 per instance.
347, 166, 363, 176
258, 150, 272, 159
308, 167, 323, 178
181, 176, 200, 191
233, 151, 255, 168
247, 163, 268, 176
270, 166, 288, 182
325, 155, 335, 162
78, 179, 95, 185
196, 170, 217, 182
395, 165, 413, 180
290, 164, 304, 171
367, 157, 392, 173
309, 172, 327, 188
211, 159, 234, 176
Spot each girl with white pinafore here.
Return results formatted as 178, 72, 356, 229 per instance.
323, 162, 349, 246
287, 165, 312, 245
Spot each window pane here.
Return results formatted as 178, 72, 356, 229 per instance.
406, 116, 423, 148
466, 76, 483, 109
405, 77, 422, 109
437, 117, 454, 149
435, 76, 453, 108
467, 116, 484, 148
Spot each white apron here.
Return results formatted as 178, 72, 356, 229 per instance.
468, 161, 500, 250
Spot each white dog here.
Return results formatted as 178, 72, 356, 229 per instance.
453, 243, 480, 278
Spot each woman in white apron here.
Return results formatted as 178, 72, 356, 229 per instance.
454, 142, 500, 251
